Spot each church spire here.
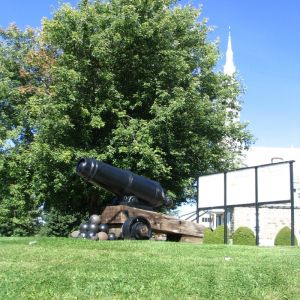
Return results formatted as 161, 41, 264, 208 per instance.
223, 27, 236, 76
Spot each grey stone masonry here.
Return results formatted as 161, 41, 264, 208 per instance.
233, 206, 300, 246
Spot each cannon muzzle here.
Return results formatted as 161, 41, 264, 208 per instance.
76, 158, 172, 208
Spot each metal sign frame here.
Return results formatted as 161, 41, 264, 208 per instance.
196, 161, 296, 246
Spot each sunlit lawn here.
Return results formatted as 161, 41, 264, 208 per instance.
0, 237, 300, 299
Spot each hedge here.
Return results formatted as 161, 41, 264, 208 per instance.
203, 228, 214, 244
233, 227, 256, 245
274, 226, 298, 246
203, 225, 229, 244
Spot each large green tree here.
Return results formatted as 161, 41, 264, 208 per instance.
0, 0, 252, 234
0, 25, 43, 235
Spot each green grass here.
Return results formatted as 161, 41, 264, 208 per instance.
0, 237, 300, 299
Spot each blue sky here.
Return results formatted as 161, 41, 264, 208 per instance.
1, 0, 299, 148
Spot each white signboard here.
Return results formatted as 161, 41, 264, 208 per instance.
198, 162, 292, 209
258, 163, 291, 203
227, 168, 256, 205
198, 173, 224, 208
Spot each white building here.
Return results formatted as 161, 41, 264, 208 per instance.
195, 30, 300, 245
223, 27, 236, 76
197, 146, 300, 245
233, 147, 300, 246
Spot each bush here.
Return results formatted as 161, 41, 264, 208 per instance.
203, 225, 229, 244
233, 227, 256, 245
275, 226, 298, 246
0, 214, 40, 237
39, 209, 84, 237
213, 225, 229, 244
203, 228, 214, 244
0, 221, 13, 237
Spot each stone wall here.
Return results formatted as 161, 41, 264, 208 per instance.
233, 206, 300, 246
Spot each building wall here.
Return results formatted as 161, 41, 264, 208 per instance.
236, 147, 300, 246
197, 147, 300, 246
233, 207, 300, 246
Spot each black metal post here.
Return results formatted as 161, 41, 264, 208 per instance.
196, 178, 199, 223
255, 167, 259, 246
224, 172, 228, 244
290, 162, 295, 246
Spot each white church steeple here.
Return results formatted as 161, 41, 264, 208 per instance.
223, 27, 236, 76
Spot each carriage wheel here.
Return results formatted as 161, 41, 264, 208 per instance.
122, 216, 152, 240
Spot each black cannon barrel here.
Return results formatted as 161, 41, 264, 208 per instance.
76, 158, 172, 208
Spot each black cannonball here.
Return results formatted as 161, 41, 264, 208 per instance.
89, 234, 98, 241
88, 222, 99, 234
78, 232, 88, 239
108, 232, 117, 240
80, 223, 89, 233
87, 231, 97, 240
89, 214, 101, 225
99, 223, 109, 233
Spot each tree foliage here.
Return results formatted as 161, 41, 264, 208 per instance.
0, 0, 253, 235
0, 25, 43, 235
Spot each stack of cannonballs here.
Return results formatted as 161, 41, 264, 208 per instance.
71, 214, 117, 241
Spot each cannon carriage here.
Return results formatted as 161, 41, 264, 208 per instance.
76, 158, 204, 242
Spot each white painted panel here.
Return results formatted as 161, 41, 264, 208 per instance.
258, 163, 291, 203
227, 168, 256, 205
198, 162, 292, 209
198, 174, 224, 208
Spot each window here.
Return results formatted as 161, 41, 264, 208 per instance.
202, 217, 212, 223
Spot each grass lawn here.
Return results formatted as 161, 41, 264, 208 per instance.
0, 237, 300, 299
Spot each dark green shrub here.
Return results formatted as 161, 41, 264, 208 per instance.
203, 227, 214, 244
213, 225, 229, 244
275, 226, 298, 246
0, 221, 14, 237
39, 209, 84, 237
0, 213, 40, 237
233, 227, 255, 245
203, 225, 229, 244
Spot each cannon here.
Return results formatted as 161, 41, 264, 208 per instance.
76, 158, 204, 242
76, 158, 172, 209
